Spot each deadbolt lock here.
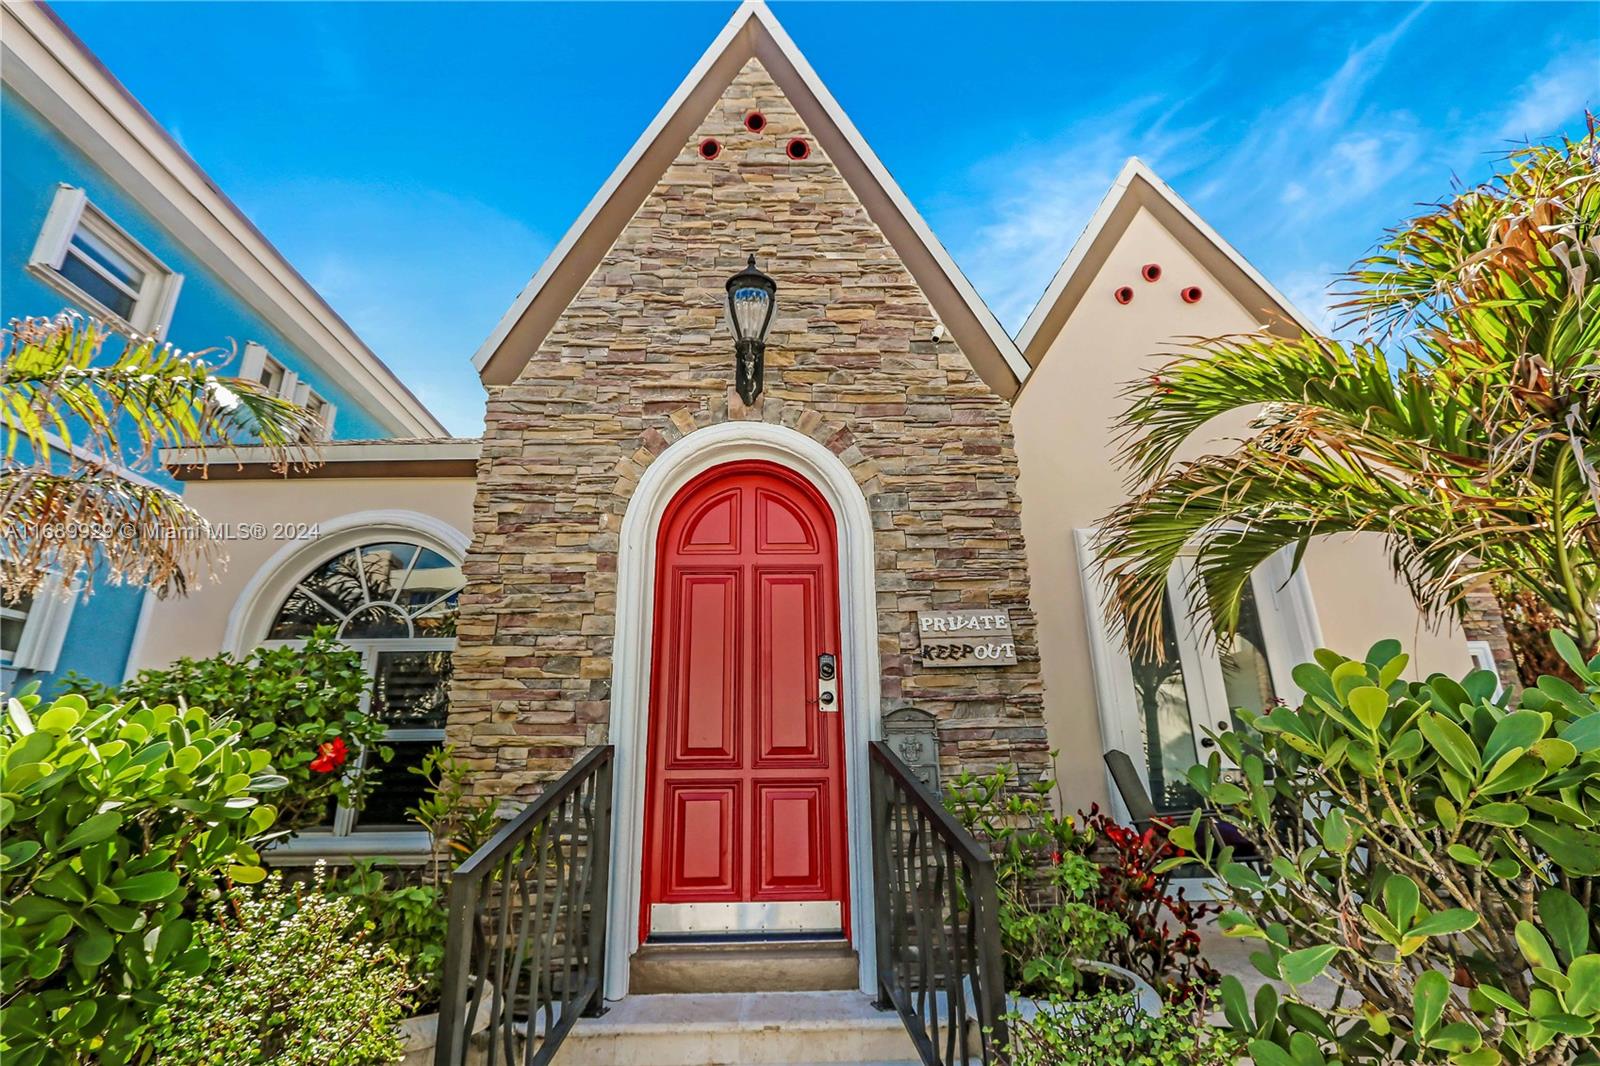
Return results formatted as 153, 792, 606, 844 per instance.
817, 653, 839, 712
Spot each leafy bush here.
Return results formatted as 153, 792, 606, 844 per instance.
946, 764, 1126, 996
326, 748, 499, 1013
327, 862, 447, 1014
1080, 804, 1220, 1000
1177, 635, 1600, 1065
1004, 990, 1241, 1066
65, 628, 385, 831
0, 690, 279, 1064
149, 869, 409, 1065
406, 744, 501, 884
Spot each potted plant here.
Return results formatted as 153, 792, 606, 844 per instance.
944, 762, 1161, 1024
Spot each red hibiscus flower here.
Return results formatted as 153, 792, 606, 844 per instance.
310, 737, 348, 774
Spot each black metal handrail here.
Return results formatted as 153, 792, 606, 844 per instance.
435, 745, 614, 1066
870, 740, 1007, 1066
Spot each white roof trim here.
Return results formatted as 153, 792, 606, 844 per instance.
2, 3, 446, 437
161, 439, 481, 468
1014, 157, 1321, 360
473, 0, 1029, 389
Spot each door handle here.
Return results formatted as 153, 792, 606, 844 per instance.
817, 653, 839, 712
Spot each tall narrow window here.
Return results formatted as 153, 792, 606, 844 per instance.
1129, 593, 1203, 811
264, 540, 462, 839
1076, 532, 1318, 819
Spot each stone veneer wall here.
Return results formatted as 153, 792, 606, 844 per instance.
449, 59, 1048, 799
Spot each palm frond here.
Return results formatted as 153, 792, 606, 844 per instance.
0, 467, 215, 601
1, 312, 324, 598
1098, 122, 1600, 659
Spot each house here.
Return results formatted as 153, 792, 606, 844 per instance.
0, 1, 445, 694
1008, 160, 1490, 819
95, 2, 1503, 1054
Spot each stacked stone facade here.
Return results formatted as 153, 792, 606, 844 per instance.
449, 60, 1048, 798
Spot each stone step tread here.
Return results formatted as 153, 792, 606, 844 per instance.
574, 991, 904, 1034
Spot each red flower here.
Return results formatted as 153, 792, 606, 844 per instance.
310, 737, 348, 774
1051, 851, 1063, 864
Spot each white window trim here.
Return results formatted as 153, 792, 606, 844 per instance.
2, 573, 79, 683
1073, 528, 1322, 823
239, 524, 467, 863
28, 185, 184, 336
240, 341, 289, 395
289, 379, 336, 440
1465, 640, 1506, 699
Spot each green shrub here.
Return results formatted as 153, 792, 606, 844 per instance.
325, 747, 500, 1012
65, 628, 385, 831
0, 689, 280, 1064
1176, 635, 1600, 1065
1003, 991, 1242, 1065
149, 869, 409, 1065
327, 862, 447, 1013
946, 764, 1126, 996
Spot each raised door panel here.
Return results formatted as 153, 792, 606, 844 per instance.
670, 571, 738, 765
753, 782, 829, 898
754, 570, 821, 764
662, 783, 739, 900
678, 489, 741, 553
756, 488, 817, 553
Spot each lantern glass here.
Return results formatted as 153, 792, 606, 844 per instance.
729, 284, 772, 342
724, 255, 776, 345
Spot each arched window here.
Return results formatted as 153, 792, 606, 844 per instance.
265, 540, 463, 839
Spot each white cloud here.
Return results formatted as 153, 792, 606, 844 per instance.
1278, 265, 1343, 335
942, 97, 1216, 332
1496, 44, 1599, 142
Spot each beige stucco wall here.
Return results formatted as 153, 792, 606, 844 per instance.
131, 477, 475, 672
1012, 205, 1470, 813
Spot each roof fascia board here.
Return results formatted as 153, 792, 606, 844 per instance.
1016, 157, 1321, 367
2, 3, 446, 437
162, 440, 481, 468
474, 0, 1027, 398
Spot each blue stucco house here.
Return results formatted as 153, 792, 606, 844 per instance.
1, 2, 445, 694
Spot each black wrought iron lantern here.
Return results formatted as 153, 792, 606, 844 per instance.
725, 254, 777, 405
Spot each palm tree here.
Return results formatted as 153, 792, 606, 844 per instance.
1095, 124, 1599, 675
1, 312, 315, 601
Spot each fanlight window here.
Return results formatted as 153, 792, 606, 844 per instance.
268, 541, 463, 640
267, 540, 463, 840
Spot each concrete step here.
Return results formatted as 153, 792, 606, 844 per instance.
630, 939, 859, 994
557, 990, 922, 1066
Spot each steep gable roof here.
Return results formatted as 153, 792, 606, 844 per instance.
474, 0, 1030, 398
1015, 158, 1320, 368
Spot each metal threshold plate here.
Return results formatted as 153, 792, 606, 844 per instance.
650, 901, 842, 935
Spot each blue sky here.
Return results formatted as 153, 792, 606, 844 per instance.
52, 1, 1599, 435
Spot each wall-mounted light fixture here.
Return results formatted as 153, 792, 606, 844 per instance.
725, 254, 777, 405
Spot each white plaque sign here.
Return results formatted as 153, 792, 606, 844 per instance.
916, 609, 1016, 667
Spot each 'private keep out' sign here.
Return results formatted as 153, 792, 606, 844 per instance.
916, 609, 1017, 667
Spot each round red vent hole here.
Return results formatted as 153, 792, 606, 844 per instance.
786, 138, 810, 160
1114, 286, 1134, 305
1181, 285, 1203, 303
745, 111, 767, 133
698, 138, 722, 160
1141, 263, 1162, 282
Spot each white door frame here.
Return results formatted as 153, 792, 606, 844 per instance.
605, 421, 883, 1000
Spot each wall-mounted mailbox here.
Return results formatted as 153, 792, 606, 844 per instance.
883, 707, 940, 792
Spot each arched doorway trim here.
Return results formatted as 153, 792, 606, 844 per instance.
607, 421, 882, 1000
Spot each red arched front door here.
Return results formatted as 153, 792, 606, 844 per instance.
642, 460, 849, 940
